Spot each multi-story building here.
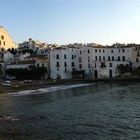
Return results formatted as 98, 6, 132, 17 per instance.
18, 38, 47, 53
50, 46, 77, 79
89, 43, 138, 78
50, 43, 140, 79
50, 44, 94, 79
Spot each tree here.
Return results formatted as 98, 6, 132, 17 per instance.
132, 66, 140, 76
117, 63, 132, 75
6, 67, 47, 80
7, 48, 17, 55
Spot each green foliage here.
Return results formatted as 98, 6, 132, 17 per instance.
21, 49, 34, 54
132, 67, 140, 76
8, 48, 17, 55
6, 67, 47, 80
117, 64, 132, 75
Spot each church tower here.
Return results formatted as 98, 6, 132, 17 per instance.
0, 26, 15, 50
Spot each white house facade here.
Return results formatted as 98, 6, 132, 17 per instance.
50, 44, 140, 79
50, 47, 78, 79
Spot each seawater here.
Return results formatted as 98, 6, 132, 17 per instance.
0, 82, 140, 140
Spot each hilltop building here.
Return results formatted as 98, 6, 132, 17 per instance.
18, 38, 48, 53
0, 26, 15, 50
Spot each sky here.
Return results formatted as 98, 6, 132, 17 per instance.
1, 0, 140, 45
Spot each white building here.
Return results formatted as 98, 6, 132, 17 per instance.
3, 51, 14, 63
50, 44, 93, 79
18, 38, 47, 53
89, 44, 137, 78
50, 43, 140, 79
50, 47, 77, 79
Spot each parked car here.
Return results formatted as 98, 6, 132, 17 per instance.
23, 80, 32, 83
2, 80, 12, 86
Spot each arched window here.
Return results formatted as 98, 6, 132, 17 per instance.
1, 35, 4, 40
56, 54, 59, 59
64, 54, 67, 59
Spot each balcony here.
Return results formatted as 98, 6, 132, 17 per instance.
117, 59, 121, 61
100, 62, 106, 68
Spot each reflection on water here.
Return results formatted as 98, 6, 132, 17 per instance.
0, 82, 140, 140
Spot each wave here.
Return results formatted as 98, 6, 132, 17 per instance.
8, 83, 94, 96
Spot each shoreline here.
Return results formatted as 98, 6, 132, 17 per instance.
8, 83, 95, 96
0, 77, 140, 95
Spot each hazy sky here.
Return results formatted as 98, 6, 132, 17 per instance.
1, 0, 140, 45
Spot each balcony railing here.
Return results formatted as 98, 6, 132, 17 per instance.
100, 62, 106, 68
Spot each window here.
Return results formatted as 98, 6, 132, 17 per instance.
64, 62, 67, 67
80, 50, 82, 55
108, 56, 110, 61
56, 54, 59, 59
136, 58, 139, 62
99, 49, 101, 53
103, 56, 105, 61
117, 56, 120, 61
88, 49, 90, 54
64, 54, 67, 59
111, 50, 113, 53
95, 56, 97, 61
122, 49, 125, 53
88, 56, 90, 62
37, 64, 39, 67
109, 63, 112, 67
64, 68, 67, 72
99, 56, 101, 61
56, 61, 60, 67
118, 49, 120, 53
95, 63, 97, 68
79, 57, 82, 63
95, 49, 97, 53
112, 56, 114, 61
79, 64, 82, 69
72, 55, 74, 59
71, 62, 75, 67
103, 49, 105, 53
122, 56, 125, 61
